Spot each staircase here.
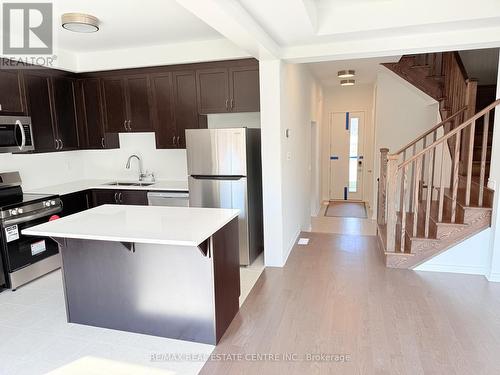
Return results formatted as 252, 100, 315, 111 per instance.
377, 51, 499, 268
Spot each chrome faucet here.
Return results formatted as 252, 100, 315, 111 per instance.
125, 154, 146, 181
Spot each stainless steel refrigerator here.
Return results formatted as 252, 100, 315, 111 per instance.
186, 128, 263, 266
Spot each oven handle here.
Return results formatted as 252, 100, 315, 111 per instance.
16, 120, 26, 151
1, 206, 62, 226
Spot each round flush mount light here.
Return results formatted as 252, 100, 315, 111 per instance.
61, 13, 99, 33
337, 70, 355, 78
340, 79, 355, 86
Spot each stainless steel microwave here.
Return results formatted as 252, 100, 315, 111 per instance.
0, 116, 34, 153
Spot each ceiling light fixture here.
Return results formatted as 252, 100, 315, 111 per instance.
340, 79, 355, 86
337, 70, 355, 78
61, 13, 99, 33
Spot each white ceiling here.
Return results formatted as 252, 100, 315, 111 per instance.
307, 56, 400, 86
53, 0, 222, 52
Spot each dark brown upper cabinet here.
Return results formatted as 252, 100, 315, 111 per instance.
101, 75, 153, 133
229, 66, 260, 112
196, 68, 230, 114
196, 64, 259, 114
174, 71, 202, 148
24, 72, 57, 152
125, 75, 153, 132
51, 76, 79, 151
76, 78, 119, 150
101, 77, 128, 133
0, 70, 25, 114
151, 72, 176, 149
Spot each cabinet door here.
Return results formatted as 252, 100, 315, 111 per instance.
196, 68, 229, 114
151, 72, 176, 149
91, 189, 119, 207
229, 66, 260, 112
24, 72, 57, 152
78, 78, 104, 149
120, 190, 148, 205
60, 191, 90, 216
0, 70, 25, 114
125, 75, 153, 132
51, 76, 79, 150
173, 71, 200, 148
101, 77, 127, 133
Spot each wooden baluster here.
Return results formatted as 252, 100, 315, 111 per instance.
479, 112, 490, 206
424, 149, 433, 238
413, 158, 422, 237
465, 119, 476, 206
421, 136, 427, 185
400, 166, 408, 252
409, 144, 417, 212
438, 142, 446, 222
377, 148, 389, 225
386, 154, 399, 252
451, 129, 462, 223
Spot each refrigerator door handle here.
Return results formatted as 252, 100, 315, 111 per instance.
191, 175, 245, 180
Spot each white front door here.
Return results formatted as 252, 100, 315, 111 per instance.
329, 111, 365, 201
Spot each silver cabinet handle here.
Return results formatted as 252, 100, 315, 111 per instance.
101, 137, 105, 148
225, 98, 228, 110
0, 104, 2, 111
230, 98, 234, 110
54, 139, 59, 150
127, 120, 132, 131
172, 135, 176, 146
118, 192, 123, 203
177, 136, 180, 147
60, 139, 63, 150
55, 139, 61, 150
114, 192, 118, 203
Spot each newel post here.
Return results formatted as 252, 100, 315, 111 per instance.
385, 154, 399, 252
377, 148, 389, 225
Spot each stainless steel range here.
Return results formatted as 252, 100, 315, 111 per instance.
0, 172, 62, 291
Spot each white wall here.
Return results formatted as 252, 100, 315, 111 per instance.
373, 69, 440, 218
0, 133, 188, 191
207, 112, 260, 128
320, 84, 375, 209
259, 60, 322, 267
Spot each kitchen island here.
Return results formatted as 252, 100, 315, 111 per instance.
22, 205, 240, 345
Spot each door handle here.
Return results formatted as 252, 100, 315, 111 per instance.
15, 121, 26, 151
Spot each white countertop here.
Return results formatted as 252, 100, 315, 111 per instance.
26, 179, 189, 196
22, 205, 239, 246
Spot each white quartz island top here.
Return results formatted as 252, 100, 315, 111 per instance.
22, 205, 239, 246
25, 179, 188, 196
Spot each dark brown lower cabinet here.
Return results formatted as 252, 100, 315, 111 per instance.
91, 189, 148, 206
60, 191, 91, 216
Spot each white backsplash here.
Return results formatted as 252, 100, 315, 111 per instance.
207, 112, 260, 129
0, 132, 187, 190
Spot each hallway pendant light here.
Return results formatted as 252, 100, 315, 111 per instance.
340, 79, 355, 86
62, 13, 99, 33
337, 70, 355, 78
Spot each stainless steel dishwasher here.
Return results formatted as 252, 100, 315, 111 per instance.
147, 191, 189, 207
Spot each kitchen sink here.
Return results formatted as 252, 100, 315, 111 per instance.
103, 182, 155, 187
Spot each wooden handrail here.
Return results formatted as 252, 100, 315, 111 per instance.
393, 106, 467, 156
396, 99, 500, 170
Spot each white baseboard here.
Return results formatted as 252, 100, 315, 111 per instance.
486, 272, 500, 282
414, 264, 487, 276
282, 229, 301, 267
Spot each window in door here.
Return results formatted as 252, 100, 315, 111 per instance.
348, 117, 359, 193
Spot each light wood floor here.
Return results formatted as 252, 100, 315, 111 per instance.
200, 231, 500, 375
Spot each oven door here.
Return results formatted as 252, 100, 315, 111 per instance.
1, 215, 59, 273
0, 116, 34, 153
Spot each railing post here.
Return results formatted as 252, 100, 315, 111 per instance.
386, 154, 399, 252
377, 148, 389, 225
